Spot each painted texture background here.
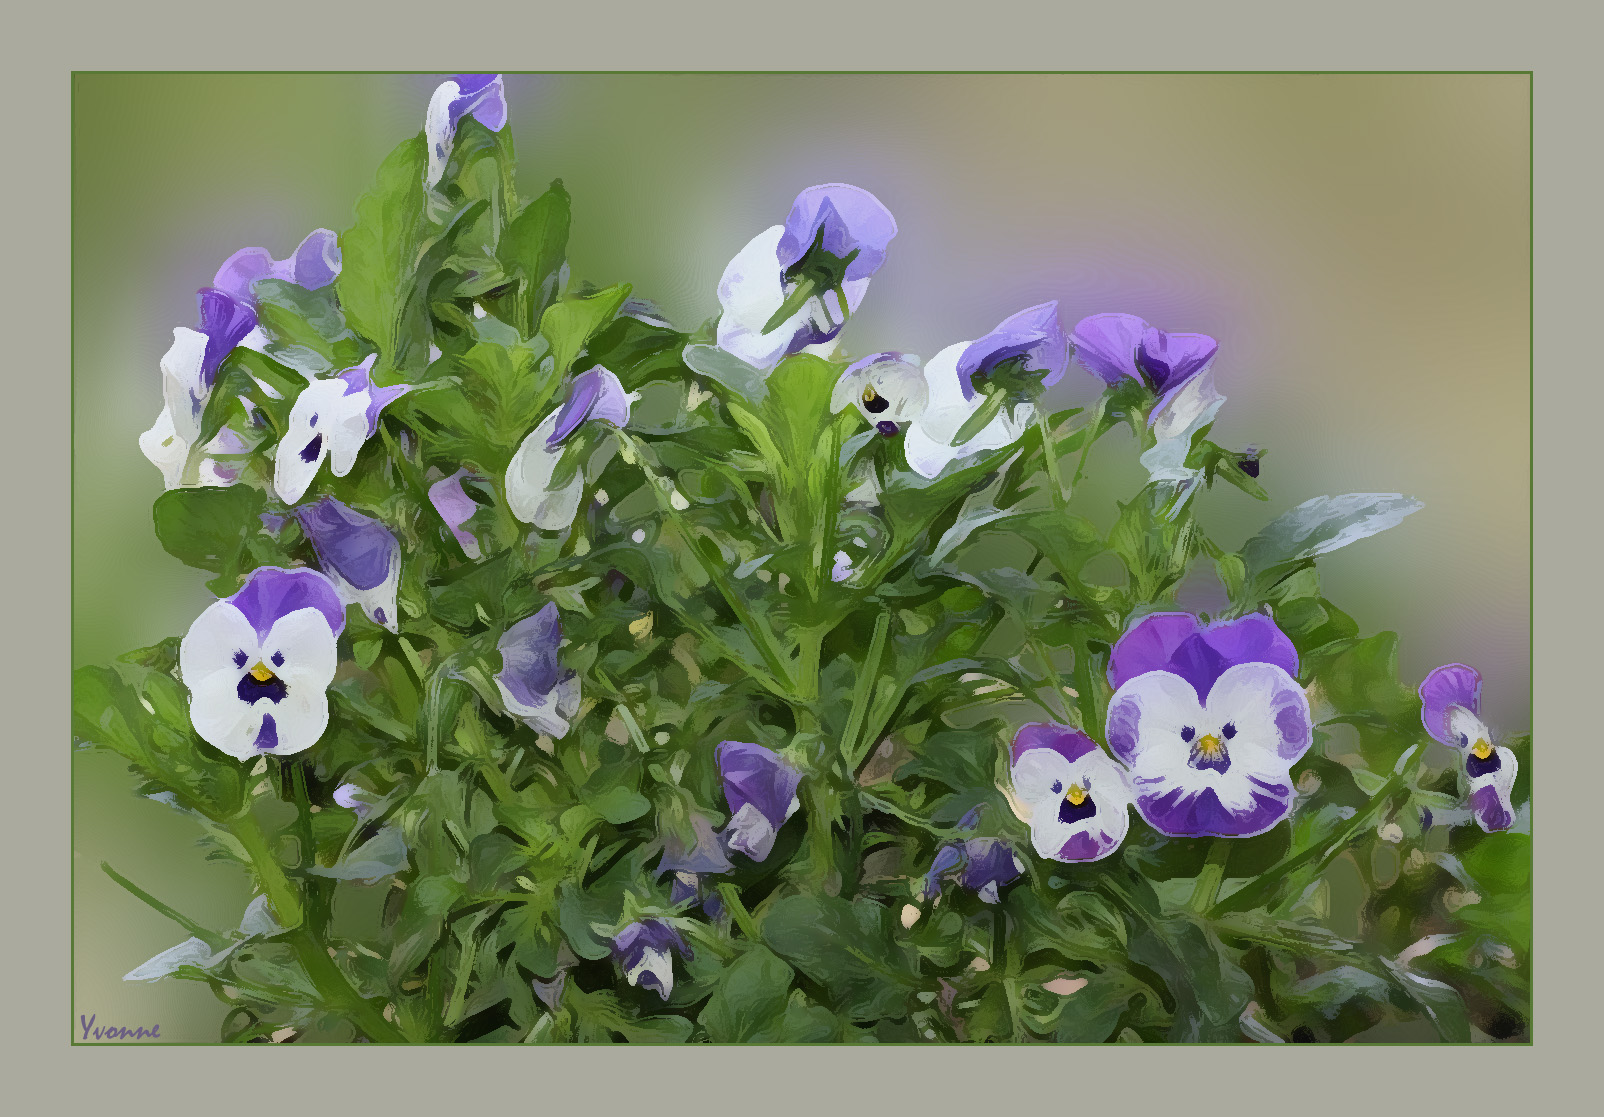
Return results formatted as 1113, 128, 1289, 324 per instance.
73, 73, 1529, 1039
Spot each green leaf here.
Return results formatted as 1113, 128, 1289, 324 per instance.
1240, 493, 1424, 582
151, 485, 266, 579
582, 783, 651, 825
1127, 912, 1254, 1042
498, 179, 571, 335
539, 282, 631, 374
337, 136, 429, 365
701, 946, 797, 1042
762, 895, 919, 1021
681, 343, 769, 408
1053, 971, 1141, 1043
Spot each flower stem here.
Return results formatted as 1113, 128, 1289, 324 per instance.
1188, 839, 1232, 914
289, 927, 408, 1043
716, 883, 763, 943
230, 810, 304, 930
842, 611, 891, 771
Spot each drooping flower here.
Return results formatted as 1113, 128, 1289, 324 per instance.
332, 783, 378, 820
1008, 723, 1135, 861
716, 740, 803, 862
1420, 663, 1518, 833
611, 919, 691, 1001
903, 303, 1068, 479
493, 602, 581, 739
211, 229, 342, 305
179, 567, 345, 761
716, 184, 897, 371
830, 351, 928, 437
139, 411, 254, 490
506, 366, 634, 530
1103, 612, 1312, 838
425, 73, 509, 188
655, 812, 734, 910
293, 496, 402, 632
922, 836, 1025, 904
274, 355, 410, 505
429, 468, 484, 560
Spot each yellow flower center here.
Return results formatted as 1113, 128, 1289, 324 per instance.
1065, 784, 1087, 807
1195, 734, 1225, 760
1471, 739, 1493, 760
862, 386, 880, 404
249, 662, 276, 683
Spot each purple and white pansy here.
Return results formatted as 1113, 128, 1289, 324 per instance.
903, 303, 1070, 479
611, 919, 691, 1000
493, 603, 581, 739
1420, 663, 1517, 833
429, 468, 485, 560
506, 366, 635, 530
293, 496, 402, 633
274, 355, 411, 505
716, 184, 897, 371
212, 229, 342, 306
1008, 723, 1134, 862
716, 740, 803, 862
830, 351, 929, 438
179, 567, 345, 761
923, 837, 1025, 904
1103, 612, 1312, 838
424, 74, 508, 188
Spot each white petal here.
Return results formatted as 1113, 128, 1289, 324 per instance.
506, 410, 585, 530
1151, 368, 1225, 442
160, 328, 211, 444
425, 79, 463, 188
1204, 662, 1313, 771
495, 673, 579, 739
138, 408, 189, 490
725, 801, 777, 860
326, 551, 401, 633
626, 947, 674, 999
1448, 706, 1493, 750
262, 609, 340, 690
1469, 745, 1518, 798
187, 670, 263, 761
903, 345, 1031, 479
715, 225, 796, 371
255, 688, 331, 758
1009, 748, 1079, 810
123, 937, 219, 982
180, 602, 261, 689
273, 378, 358, 503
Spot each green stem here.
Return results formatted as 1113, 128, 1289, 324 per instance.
1036, 406, 1070, 510
443, 911, 491, 1028
289, 927, 408, 1043
230, 810, 304, 930
1188, 839, 1231, 914
101, 863, 228, 952
842, 612, 891, 771
761, 275, 818, 334
716, 884, 763, 943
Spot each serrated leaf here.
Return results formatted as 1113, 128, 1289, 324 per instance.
1241, 493, 1424, 581
337, 136, 429, 365
540, 282, 631, 374
498, 179, 571, 334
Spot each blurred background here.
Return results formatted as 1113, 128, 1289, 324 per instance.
73, 73, 1529, 1040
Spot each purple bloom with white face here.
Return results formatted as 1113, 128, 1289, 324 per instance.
274, 355, 410, 505
293, 496, 402, 632
506, 366, 634, 530
429, 468, 484, 560
923, 837, 1025, 905
716, 741, 803, 862
611, 919, 691, 1000
212, 229, 342, 305
830, 351, 929, 437
1420, 663, 1517, 833
716, 184, 897, 371
656, 812, 734, 908
425, 74, 508, 188
1103, 612, 1312, 838
179, 567, 344, 761
493, 603, 581, 739
1008, 724, 1135, 862
902, 304, 1066, 479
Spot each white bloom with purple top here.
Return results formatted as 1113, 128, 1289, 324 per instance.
179, 567, 345, 761
716, 740, 803, 862
612, 919, 691, 1000
1008, 723, 1135, 862
1103, 612, 1312, 838
830, 351, 929, 438
424, 74, 508, 188
1420, 663, 1517, 833
274, 355, 410, 505
493, 603, 581, 739
506, 366, 634, 531
716, 184, 896, 372
294, 496, 403, 632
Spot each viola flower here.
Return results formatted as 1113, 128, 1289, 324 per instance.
429, 468, 485, 560
274, 355, 410, 505
293, 496, 402, 632
903, 303, 1068, 479
211, 228, 342, 305
611, 919, 691, 1001
830, 352, 928, 437
716, 740, 803, 862
178, 567, 345, 761
1008, 723, 1135, 862
425, 73, 508, 188
1103, 612, 1312, 838
923, 838, 1025, 904
332, 783, 378, 820
716, 184, 897, 371
506, 366, 634, 530
655, 812, 734, 907
493, 603, 581, 739
1420, 663, 1518, 833
139, 410, 254, 491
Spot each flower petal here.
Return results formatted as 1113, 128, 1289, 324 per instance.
715, 225, 796, 371
506, 409, 585, 530
1138, 326, 1218, 395
1419, 663, 1482, 747
776, 183, 897, 284
1071, 312, 1147, 386
226, 566, 346, 642
956, 302, 1070, 391
429, 469, 483, 559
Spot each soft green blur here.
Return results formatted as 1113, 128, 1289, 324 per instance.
73, 74, 1528, 1041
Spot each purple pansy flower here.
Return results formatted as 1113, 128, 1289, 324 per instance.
830, 351, 929, 437
178, 567, 344, 761
903, 304, 1067, 479
293, 496, 402, 633
429, 468, 484, 560
274, 355, 411, 505
1419, 664, 1517, 833
506, 366, 634, 530
1008, 724, 1135, 862
212, 229, 342, 305
333, 783, 377, 820
716, 741, 803, 862
493, 603, 581, 739
425, 74, 508, 188
923, 837, 1025, 905
655, 812, 734, 910
611, 919, 691, 1001
1103, 612, 1312, 838
716, 184, 897, 371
